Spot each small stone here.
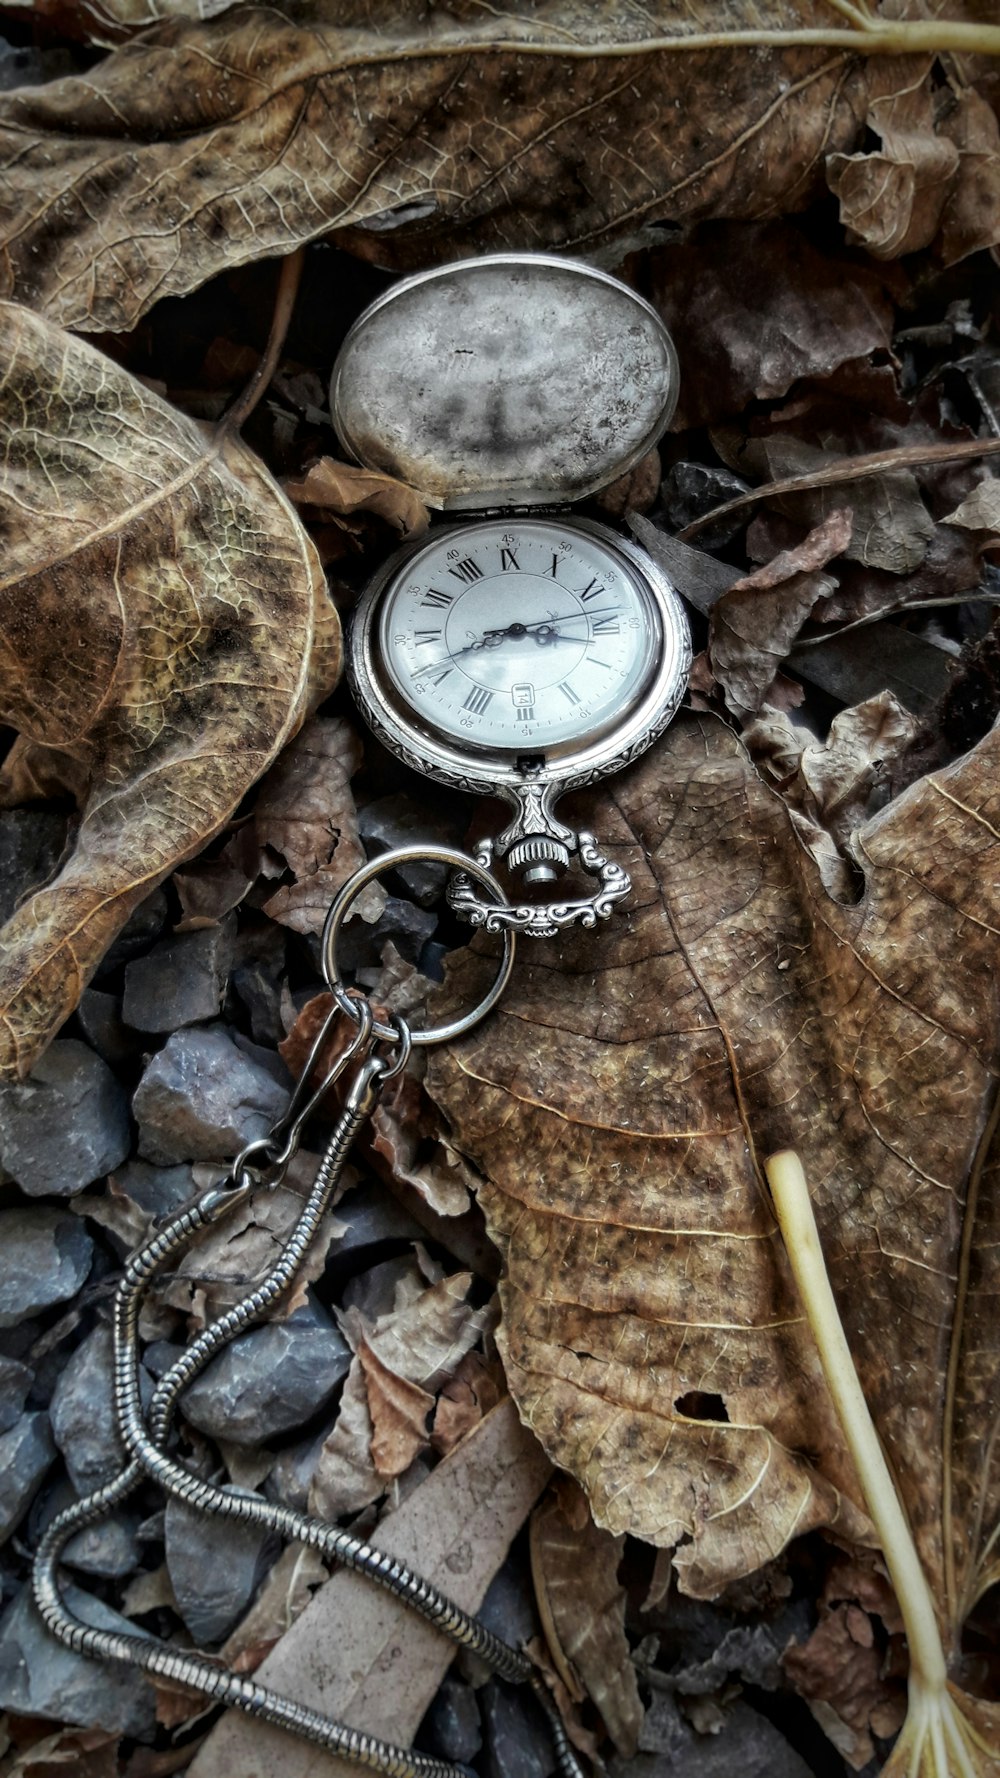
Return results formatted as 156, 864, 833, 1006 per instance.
181, 1292, 351, 1446
358, 793, 465, 906
133, 1024, 288, 1164
341, 1254, 425, 1321
94, 886, 169, 978
317, 895, 438, 976
165, 1489, 277, 1642
265, 1420, 331, 1514
0, 807, 68, 926
480, 1679, 556, 1778
660, 460, 752, 550
49, 1324, 151, 1496
420, 1674, 483, 1764
0, 1040, 131, 1196
612, 1699, 814, 1778
0, 1413, 55, 1542
111, 1158, 195, 1221
333, 1178, 427, 1258
63, 1514, 142, 1579
75, 987, 139, 1069
123, 917, 236, 1033
0, 1356, 34, 1433
231, 923, 287, 1047
0, 1581, 156, 1736
0, 1207, 94, 1327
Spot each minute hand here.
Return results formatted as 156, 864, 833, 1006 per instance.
480, 607, 621, 638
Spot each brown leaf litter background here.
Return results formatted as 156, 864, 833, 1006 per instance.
3, 1, 1000, 1772
428, 708, 1000, 1654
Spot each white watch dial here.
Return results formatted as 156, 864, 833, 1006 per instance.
377, 518, 659, 755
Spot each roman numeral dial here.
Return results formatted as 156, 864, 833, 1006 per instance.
375, 517, 662, 755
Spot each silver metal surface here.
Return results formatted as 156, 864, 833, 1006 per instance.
322, 844, 515, 1042
449, 833, 631, 939
331, 253, 679, 511
347, 515, 691, 914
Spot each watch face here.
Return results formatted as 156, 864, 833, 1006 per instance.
376, 518, 660, 756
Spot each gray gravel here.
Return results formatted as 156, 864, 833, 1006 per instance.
180, 1292, 350, 1446
0, 1413, 55, 1543
0, 1582, 157, 1737
0, 1040, 131, 1196
132, 1023, 288, 1164
165, 1490, 278, 1642
49, 1324, 151, 1496
123, 917, 236, 1033
0, 1206, 93, 1327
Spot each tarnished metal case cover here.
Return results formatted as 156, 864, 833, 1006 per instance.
330, 254, 679, 511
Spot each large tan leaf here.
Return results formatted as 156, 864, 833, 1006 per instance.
1, 3, 998, 333
427, 711, 1000, 1654
0, 301, 339, 1080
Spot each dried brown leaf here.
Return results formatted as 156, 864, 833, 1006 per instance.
0, 302, 339, 1080
943, 472, 1000, 532
253, 718, 382, 936
784, 1554, 908, 1768
707, 509, 852, 718
652, 222, 894, 432
531, 1474, 643, 1756
189, 1397, 551, 1778
744, 692, 918, 899
431, 1350, 505, 1455
827, 70, 1000, 263
2, 5, 996, 333
714, 429, 936, 576
284, 459, 429, 538
427, 710, 1000, 1647
357, 1337, 435, 1479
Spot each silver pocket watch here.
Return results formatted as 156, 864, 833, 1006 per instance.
331, 253, 692, 937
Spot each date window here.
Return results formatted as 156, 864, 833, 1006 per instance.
511, 682, 535, 708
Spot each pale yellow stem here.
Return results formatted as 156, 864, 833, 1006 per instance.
765, 1149, 947, 1692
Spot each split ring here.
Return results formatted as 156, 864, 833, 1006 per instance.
321, 845, 515, 1046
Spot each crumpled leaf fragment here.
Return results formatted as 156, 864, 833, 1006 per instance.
531, 1474, 643, 1756
0, 301, 339, 1081
783, 1552, 906, 1769
251, 717, 383, 935
0, 3, 994, 333
827, 75, 1000, 263
708, 509, 853, 717
309, 1271, 495, 1518
744, 692, 918, 900
714, 429, 936, 576
651, 221, 894, 431
943, 472, 1000, 532
284, 459, 430, 538
426, 710, 1000, 1636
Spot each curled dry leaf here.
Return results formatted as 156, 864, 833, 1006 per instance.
531, 1474, 643, 1757
310, 1271, 495, 1517
943, 472, 1000, 532
191, 1397, 551, 1778
827, 77, 1000, 263
427, 710, 1000, 1651
744, 691, 918, 901
651, 221, 894, 432
2, 4, 998, 332
284, 459, 430, 538
783, 1553, 906, 1769
707, 508, 853, 718
252, 717, 383, 936
0, 302, 339, 1081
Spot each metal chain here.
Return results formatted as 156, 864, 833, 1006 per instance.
32, 1003, 586, 1778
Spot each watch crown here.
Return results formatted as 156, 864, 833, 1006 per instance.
506, 835, 571, 883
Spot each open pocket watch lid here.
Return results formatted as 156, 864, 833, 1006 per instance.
330, 253, 679, 512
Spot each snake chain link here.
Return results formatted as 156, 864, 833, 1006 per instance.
31, 1006, 586, 1778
